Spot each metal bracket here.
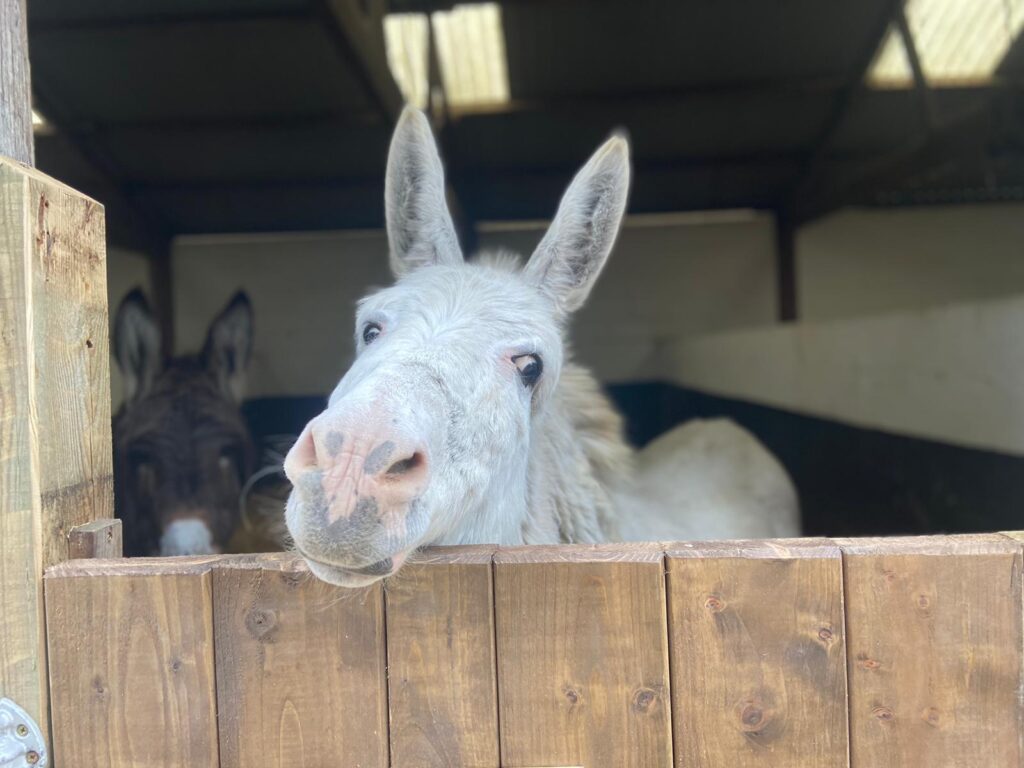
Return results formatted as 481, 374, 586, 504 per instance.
0, 699, 47, 768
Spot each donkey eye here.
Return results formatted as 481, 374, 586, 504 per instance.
362, 322, 382, 345
512, 353, 543, 388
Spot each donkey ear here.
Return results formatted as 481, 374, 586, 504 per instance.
202, 291, 253, 403
524, 133, 631, 314
113, 288, 163, 403
385, 106, 463, 277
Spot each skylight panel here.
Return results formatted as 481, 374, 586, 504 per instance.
869, 0, 1024, 87
383, 13, 430, 109
383, 3, 510, 112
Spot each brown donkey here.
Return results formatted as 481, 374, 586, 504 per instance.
112, 289, 258, 556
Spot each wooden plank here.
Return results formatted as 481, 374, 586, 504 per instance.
44, 561, 219, 767
69, 518, 123, 559
385, 546, 499, 767
494, 544, 673, 768
213, 553, 389, 768
841, 535, 1023, 767
0, 157, 112, 736
666, 539, 849, 767
0, 0, 33, 165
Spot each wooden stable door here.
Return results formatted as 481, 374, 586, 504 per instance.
41, 535, 1024, 767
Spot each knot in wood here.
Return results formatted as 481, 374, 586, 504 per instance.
857, 654, 881, 671
738, 701, 767, 732
245, 607, 278, 640
703, 595, 725, 613
562, 684, 581, 706
922, 707, 941, 727
872, 706, 895, 723
817, 627, 833, 642
632, 687, 657, 714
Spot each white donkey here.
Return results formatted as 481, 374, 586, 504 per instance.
284, 108, 799, 586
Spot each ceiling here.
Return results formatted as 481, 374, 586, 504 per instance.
26, 0, 1024, 254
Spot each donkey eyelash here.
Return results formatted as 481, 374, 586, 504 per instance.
362, 322, 382, 345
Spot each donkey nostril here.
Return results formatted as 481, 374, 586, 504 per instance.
385, 452, 424, 478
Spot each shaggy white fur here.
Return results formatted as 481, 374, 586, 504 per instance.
285, 107, 799, 584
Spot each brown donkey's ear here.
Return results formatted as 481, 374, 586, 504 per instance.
202, 291, 253, 403
113, 288, 163, 403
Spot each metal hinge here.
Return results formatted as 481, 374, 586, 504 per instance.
0, 699, 47, 768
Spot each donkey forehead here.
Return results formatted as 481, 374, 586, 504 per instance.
362, 261, 555, 336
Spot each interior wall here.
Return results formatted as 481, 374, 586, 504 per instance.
106, 247, 153, 410
662, 293, 1024, 456
798, 203, 1024, 321
170, 212, 779, 397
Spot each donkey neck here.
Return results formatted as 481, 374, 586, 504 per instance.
521, 362, 633, 544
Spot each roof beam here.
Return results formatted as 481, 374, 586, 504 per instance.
894, 3, 936, 132
785, 0, 905, 219
0, 0, 33, 165
316, 0, 403, 120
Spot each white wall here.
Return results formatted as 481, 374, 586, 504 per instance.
106, 247, 152, 409
798, 204, 1024, 321
663, 293, 1024, 455
172, 230, 392, 399
170, 212, 779, 396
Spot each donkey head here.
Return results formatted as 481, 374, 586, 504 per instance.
113, 289, 257, 556
284, 107, 631, 586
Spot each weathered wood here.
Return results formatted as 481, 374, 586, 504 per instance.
667, 539, 849, 767
841, 535, 1023, 767
386, 546, 499, 767
494, 544, 672, 767
69, 518, 123, 559
0, 0, 33, 165
45, 563, 218, 767
213, 554, 390, 768
0, 157, 112, 737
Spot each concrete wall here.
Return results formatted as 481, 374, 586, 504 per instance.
663, 293, 1024, 455
798, 204, 1024, 321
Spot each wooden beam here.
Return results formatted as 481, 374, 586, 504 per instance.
0, 156, 114, 747
787, 0, 904, 215
775, 211, 798, 322
68, 519, 123, 560
0, 0, 33, 165
316, 0, 404, 120
894, 4, 936, 132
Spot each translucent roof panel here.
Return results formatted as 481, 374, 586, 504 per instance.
870, 0, 1024, 87
384, 3, 509, 111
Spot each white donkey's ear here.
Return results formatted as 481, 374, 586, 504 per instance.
524, 133, 630, 314
385, 107, 463, 277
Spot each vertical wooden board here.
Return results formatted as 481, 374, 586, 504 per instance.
0, 159, 111, 735
666, 540, 849, 768
28, 170, 113, 568
495, 545, 673, 768
45, 561, 219, 768
385, 546, 499, 767
214, 554, 389, 768
841, 535, 1023, 768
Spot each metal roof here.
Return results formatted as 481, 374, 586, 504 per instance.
26, 0, 1024, 252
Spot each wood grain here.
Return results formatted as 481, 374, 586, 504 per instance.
69, 518, 123, 559
494, 547, 673, 767
213, 555, 390, 768
841, 534, 1023, 767
385, 546, 499, 767
667, 539, 849, 767
0, 157, 111, 736
0, 0, 33, 165
45, 564, 219, 767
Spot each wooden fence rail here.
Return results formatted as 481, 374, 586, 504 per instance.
44, 534, 1024, 768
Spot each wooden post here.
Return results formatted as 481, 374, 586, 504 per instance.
0, 0, 33, 165
0, 155, 114, 741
